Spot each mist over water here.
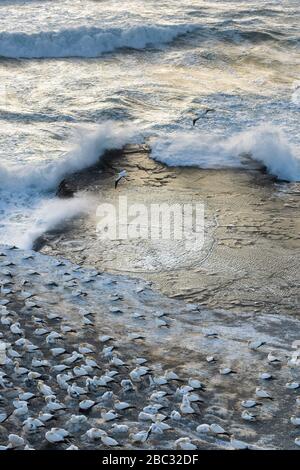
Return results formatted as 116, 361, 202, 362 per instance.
0, 0, 299, 246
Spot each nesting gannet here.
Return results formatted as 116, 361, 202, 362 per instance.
220, 367, 236, 375
267, 352, 281, 363
45, 428, 69, 443
79, 399, 96, 411
115, 170, 127, 189
67, 383, 86, 398
180, 395, 195, 414
295, 437, 300, 447
86, 427, 106, 441
66, 445, 79, 450
188, 378, 205, 389
170, 410, 181, 420
10, 322, 23, 335
8, 434, 25, 448
249, 340, 265, 350
210, 423, 228, 435
230, 438, 249, 450
150, 391, 170, 402
98, 335, 113, 343
129, 366, 150, 381
37, 381, 54, 396
0, 412, 8, 423
175, 437, 197, 450
260, 373, 273, 380
45, 396, 66, 412
255, 387, 273, 400
101, 435, 119, 446
112, 424, 129, 434
286, 382, 300, 390
101, 410, 119, 421
115, 400, 134, 411
241, 400, 261, 408
143, 404, 164, 414
32, 358, 50, 368
192, 109, 215, 126
130, 430, 150, 443
290, 416, 300, 426
206, 355, 216, 363
14, 361, 29, 376
23, 417, 45, 432
241, 410, 256, 422
196, 424, 210, 434
139, 411, 156, 422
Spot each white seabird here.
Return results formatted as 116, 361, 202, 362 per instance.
45, 428, 69, 443
115, 170, 127, 189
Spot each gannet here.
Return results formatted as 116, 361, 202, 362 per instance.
192, 109, 215, 126
170, 410, 181, 420
23, 417, 44, 432
196, 424, 210, 434
101, 435, 119, 446
180, 395, 194, 414
255, 387, 273, 399
286, 382, 300, 390
249, 340, 265, 350
130, 430, 150, 443
79, 399, 95, 411
220, 367, 236, 375
37, 381, 54, 396
267, 352, 281, 363
241, 410, 256, 421
230, 438, 249, 450
188, 378, 205, 389
8, 434, 25, 448
115, 170, 127, 189
86, 428, 106, 441
175, 437, 197, 450
241, 400, 261, 408
290, 416, 300, 426
112, 424, 129, 434
45, 428, 69, 443
45, 396, 66, 412
260, 372, 273, 380
101, 410, 118, 421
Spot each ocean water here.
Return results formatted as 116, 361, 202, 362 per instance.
0, 0, 299, 247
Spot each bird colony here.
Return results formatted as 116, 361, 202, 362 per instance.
0, 245, 300, 450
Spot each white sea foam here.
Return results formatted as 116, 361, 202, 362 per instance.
0, 121, 139, 248
0, 24, 195, 59
151, 125, 300, 182
18, 195, 94, 250
0, 121, 138, 191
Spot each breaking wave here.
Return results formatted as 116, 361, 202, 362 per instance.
0, 24, 196, 58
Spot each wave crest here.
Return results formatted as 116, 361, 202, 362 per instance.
0, 24, 195, 58
151, 125, 300, 182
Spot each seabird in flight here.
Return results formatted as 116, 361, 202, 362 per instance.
192, 108, 215, 126
115, 170, 127, 189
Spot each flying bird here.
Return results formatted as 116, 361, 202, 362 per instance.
192, 108, 215, 126
115, 170, 127, 189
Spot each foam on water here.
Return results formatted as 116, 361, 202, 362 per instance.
0, 121, 138, 191
0, 24, 196, 59
151, 125, 300, 182
0, 121, 139, 248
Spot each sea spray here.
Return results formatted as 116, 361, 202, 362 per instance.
0, 24, 196, 59
151, 124, 300, 182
